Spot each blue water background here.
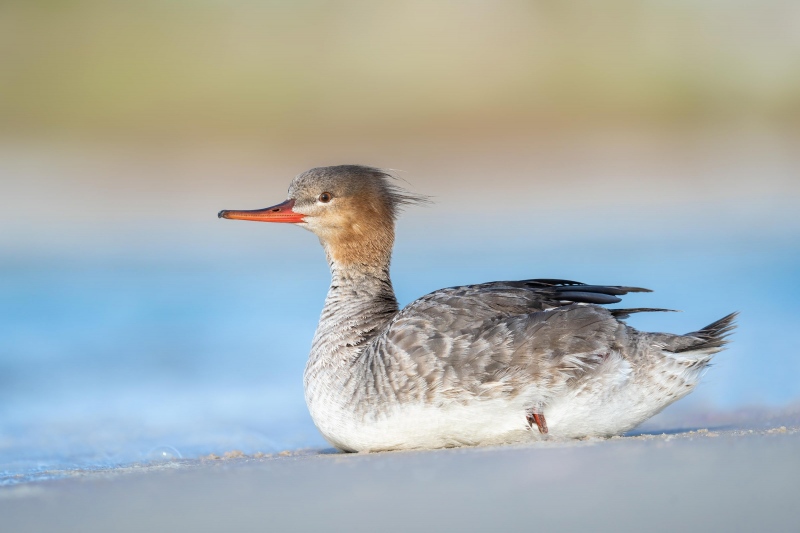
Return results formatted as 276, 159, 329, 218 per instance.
1, 213, 799, 483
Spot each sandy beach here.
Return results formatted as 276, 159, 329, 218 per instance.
3, 423, 798, 533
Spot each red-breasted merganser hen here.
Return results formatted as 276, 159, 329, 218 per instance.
219, 165, 736, 452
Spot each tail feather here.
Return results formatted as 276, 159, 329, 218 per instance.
610, 308, 677, 320
675, 312, 738, 354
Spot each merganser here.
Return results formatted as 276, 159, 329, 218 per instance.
219, 165, 736, 452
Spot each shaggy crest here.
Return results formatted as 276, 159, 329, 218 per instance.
291, 165, 430, 219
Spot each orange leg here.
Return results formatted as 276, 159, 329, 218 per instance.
526, 410, 548, 434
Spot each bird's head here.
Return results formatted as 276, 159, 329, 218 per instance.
219, 165, 427, 269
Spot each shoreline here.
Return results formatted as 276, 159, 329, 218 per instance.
2, 424, 798, 532
5, 402, 798, 488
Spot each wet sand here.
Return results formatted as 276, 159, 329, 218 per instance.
2, 425, 798, 533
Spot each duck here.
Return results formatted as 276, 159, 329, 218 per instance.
218, 165, 736, 452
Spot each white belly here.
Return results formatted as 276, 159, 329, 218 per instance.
313, 396, 534, 452
309, 351, 699, 452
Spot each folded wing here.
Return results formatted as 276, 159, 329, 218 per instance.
371, 279, 653, 404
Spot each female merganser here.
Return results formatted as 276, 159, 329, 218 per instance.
219, 165, 736, 452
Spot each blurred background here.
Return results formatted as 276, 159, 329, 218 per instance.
1, 0, 798, 482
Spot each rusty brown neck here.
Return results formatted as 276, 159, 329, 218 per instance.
321, 224, 395, 280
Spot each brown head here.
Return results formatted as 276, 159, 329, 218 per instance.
218, 165, 427, 270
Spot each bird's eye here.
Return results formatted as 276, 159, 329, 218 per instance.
318, 192, 333, 203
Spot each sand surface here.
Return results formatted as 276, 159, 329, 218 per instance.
2, 426, 798, 533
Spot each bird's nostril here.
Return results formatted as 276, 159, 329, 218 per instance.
272, 208, 280, 212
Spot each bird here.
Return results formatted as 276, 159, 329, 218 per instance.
218, 165, 736, 452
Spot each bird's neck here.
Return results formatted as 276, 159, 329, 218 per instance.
304, 259, 401, 443
307, 259, 399, 372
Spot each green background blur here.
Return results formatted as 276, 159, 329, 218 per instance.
2, 0, 798, 259
2, 0, 798, 142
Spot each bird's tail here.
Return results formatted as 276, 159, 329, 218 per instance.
643, 312, 738, 399
674, 312, 738, 355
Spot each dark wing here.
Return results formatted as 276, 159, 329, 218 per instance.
370, 279, 660, 405
394, 278, 659, 331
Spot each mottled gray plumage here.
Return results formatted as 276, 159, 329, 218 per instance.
220, 165, 737, 452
